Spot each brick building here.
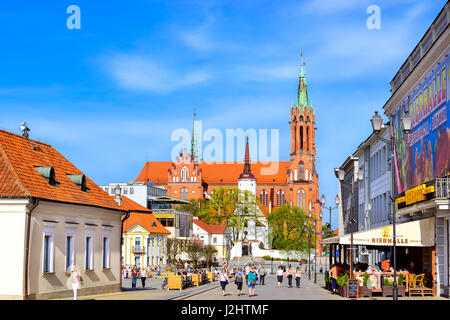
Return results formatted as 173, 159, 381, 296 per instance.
135, 54, 322, 253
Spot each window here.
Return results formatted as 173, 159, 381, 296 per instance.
297, 189, 305, 210
103, 234, 110, 269
260, 190, 268, 206
305, 169, 309, 181
276, 190, 285, 206
130, 187, 134, 195
43, 230, 54, 273
85, 235, 93, 270
66, 232, 75, 272
212, 237, 217, 244
298, 161, 304, 180
123, 187, 128, 195
181, 166, 189, 182
181, 188, 188, 200
105, 187, 109, 194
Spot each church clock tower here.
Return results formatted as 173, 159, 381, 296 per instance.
288, 52, 322, 253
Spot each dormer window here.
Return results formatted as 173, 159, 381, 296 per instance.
67, 174, 87, 191
151, 221, 157, 227
35, 166, 57, 186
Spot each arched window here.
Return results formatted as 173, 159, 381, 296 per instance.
305, 168, 309, 180
297, 189, 305, 210
294, 126, 297, 152
294, 168, 298, 180
306, 126, 310, 152
181, 188, 188, 200
299, 161, 304, 180
300, 126, 304, 150
259, 190, 268, 206
276, 190, 285, 206
181, 166, 189, 182
309, 200, 312, 212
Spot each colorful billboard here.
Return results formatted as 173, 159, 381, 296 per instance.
392, 53, 449, 194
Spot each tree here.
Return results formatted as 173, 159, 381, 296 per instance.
202, 244, 218, 270
186, 242, 203, 268
321, 223, 334, 256
165, 238, 180, 265
267, 204, 315, 252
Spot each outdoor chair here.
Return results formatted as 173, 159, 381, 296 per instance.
408, 273, 416, 288
414, 274, 425, 288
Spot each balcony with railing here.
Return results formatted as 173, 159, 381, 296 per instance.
435, 177, 450, 199
132, 245, 146, 253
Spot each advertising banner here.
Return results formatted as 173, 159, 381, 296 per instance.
392, 53, 449, 194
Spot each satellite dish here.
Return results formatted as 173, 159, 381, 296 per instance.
19, 121, 28, 131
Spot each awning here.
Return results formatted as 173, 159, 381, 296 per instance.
151, 196, 191, 204
339, 217, 435, 247
323, 235, 341, 245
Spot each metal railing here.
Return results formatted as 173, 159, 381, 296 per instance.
132, 245, 146, 253
435, 177, 450, 198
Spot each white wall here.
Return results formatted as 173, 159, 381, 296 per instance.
0, 199, 29, 298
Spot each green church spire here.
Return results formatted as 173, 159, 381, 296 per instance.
191, 109, 199, 163
296, 50, 309, 108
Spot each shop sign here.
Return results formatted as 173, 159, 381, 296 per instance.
396, 183, 434, 206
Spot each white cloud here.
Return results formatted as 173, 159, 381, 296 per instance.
106, 54, 212, 93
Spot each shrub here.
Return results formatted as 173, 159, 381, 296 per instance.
274, 257, 281, 261
383, 277, 393, 286
397, 273, 405, 286
324, 271, 330, 283
259, 242, 264, 249
289, 258, 299, 262
337, 274, 349, 287
362, 273, 370, 287
262, 255, 271, 261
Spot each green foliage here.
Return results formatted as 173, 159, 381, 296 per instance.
202, 244, 218, 268
383, 277, 393, 286
362, 273, 370, 287
325, 271, 331, 283
397, 273, 405, 286
259, 241, 264, 249
262, 255, 271, 260
267, 204, 314, 251
186, 242, 203, 267
337, 274, 349, 287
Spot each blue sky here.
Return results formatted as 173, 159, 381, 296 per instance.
0, 0, 446, 228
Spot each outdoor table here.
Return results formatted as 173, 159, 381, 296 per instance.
353, 271, 409, 293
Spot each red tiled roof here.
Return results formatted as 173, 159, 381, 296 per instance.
135, 161, 290, 184
135, 161, 172, 184
118, 195, 152, 213
123, 212, 170, 234
193, 218, 226, 234
333, 228, 339, 236
0, 129, 123, 211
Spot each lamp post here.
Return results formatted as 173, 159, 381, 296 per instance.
370, 110, 411, 301
308, 210, 312, 280
320, 194, 340, 271
314, 210, 323, 284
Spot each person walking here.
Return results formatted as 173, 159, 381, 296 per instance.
247, 266, 257, 297
258, 265, 266, 285
140, 267, 147, 288
295, 267, 302, 288
219, 268, 229, 296
235, 268, 244, 296
131, 265, 139, 288
244, 264, 251, 287
276, 266, 284, 288
287, 265, 294, 288
69, 266, 82, 300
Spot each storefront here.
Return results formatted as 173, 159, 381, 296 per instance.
324, 217, 438, 296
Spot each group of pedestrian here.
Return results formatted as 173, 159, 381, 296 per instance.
219, 264, 266, 297
126, 265, 151, 288
276, 265, 302, 288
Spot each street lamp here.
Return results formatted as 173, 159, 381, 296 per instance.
320, 194, 340, 234
370, 110, 412, 301
308, 210, 312, 280
314, 210, 323, 284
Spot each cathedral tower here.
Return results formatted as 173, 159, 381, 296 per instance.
288, 52, 322, 253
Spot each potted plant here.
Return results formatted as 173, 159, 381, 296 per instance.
324, 271, 332, 291
382, 277, 393, 297
397, 273, 406, 297
338, 274, 349, 297
360, 272, 372, 297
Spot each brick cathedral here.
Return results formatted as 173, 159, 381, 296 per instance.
135, 53, 322, 251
